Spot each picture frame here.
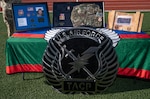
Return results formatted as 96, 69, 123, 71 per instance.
12, 2, 51, 32
53, 2, 105, 28
108, 10, 144, 32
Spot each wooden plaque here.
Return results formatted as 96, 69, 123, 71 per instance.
108, 10, 144, 32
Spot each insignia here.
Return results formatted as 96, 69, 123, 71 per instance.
42, 27, 119, 94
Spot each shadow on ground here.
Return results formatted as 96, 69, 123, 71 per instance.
103, 76, 150, 94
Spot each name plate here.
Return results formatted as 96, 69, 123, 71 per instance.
63, 80, 95, 92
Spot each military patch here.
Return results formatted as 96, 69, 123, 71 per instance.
42, 27, 119, 94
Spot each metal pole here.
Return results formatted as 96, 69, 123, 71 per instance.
22, 73, 25, 80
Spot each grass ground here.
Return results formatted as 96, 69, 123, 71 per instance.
0, 12, 150, 99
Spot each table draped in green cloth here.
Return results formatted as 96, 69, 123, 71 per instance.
6, 38, 47, 73
5, 37, 150, 79
115, 39, 150, 79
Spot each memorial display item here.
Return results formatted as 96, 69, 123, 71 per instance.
53, 2, 105, 28
108, 10, 144, 32
12, 2, 51, 32
42, 27, 119, 94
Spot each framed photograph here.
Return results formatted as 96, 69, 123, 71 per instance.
108, 10, 144, 32
115, 15, 132, 26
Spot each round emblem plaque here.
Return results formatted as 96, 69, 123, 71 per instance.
42, 27, 119, 94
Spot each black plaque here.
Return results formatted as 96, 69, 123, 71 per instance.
42, 27, 119, 94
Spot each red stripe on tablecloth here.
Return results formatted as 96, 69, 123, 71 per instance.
119, 34, 150, 39
6, 64, 43, 74
118, 67, 150, 79
12, 33, 45, 38
6, 64, 150, 79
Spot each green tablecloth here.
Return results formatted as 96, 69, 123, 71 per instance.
6, 38, 47, 74
6, 37, 150, 79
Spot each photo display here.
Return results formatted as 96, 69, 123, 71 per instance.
12, 2, 50, 32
